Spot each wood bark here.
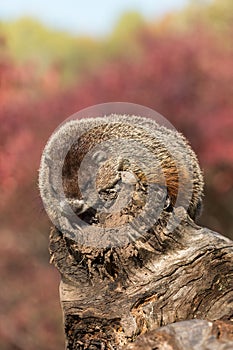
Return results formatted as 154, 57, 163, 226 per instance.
49, 207, 233, 349
123, 319, 233, 350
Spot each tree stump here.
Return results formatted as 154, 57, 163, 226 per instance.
49, 208, 233, 349
39, 114, 233, 349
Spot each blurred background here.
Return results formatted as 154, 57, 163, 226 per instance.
0, 0, 232, 348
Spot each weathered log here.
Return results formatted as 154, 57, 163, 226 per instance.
40, 115, 233, 349
49, 207, 233, 349
123, 319, 233, 350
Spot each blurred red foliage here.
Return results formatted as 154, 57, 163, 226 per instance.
1, 27, 233, 231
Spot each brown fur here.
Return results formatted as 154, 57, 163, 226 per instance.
39, 114, 204, 236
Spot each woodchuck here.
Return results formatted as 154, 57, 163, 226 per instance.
39, 114, 204, 247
